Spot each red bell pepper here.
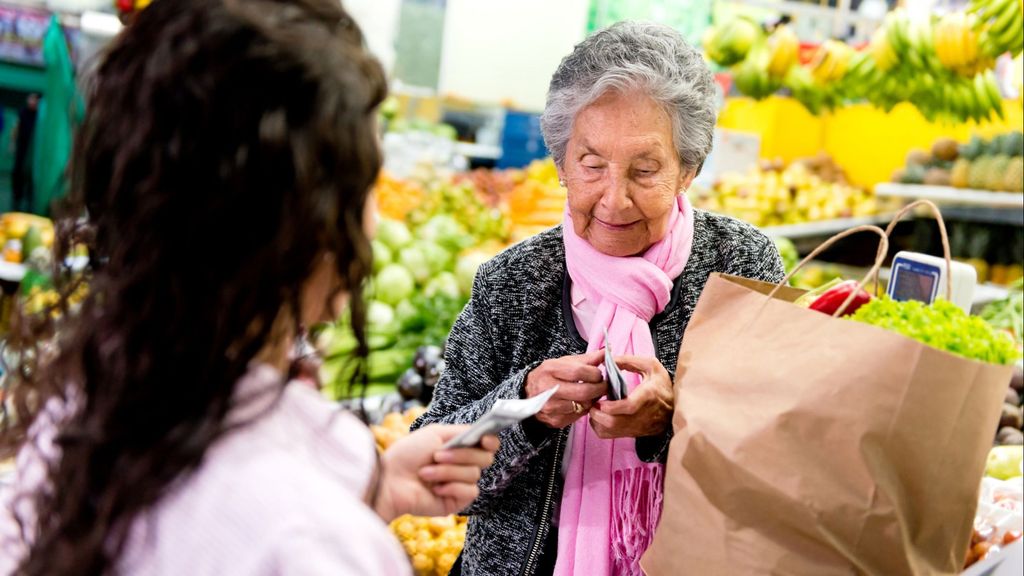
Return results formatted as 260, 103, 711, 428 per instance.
808, 280, 872, 317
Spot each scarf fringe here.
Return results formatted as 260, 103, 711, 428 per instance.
610, 464, 664, 576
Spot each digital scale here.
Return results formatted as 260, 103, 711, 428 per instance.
887, 251, 976, 312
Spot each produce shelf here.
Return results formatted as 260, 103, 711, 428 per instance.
453, 142, 502, 160
762, 213, 898, 239
940, 206, 1024, 227
874, 183, 1024, 210
0, 261, 26, 283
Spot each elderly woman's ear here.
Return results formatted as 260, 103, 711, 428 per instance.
677, 169, 697, 193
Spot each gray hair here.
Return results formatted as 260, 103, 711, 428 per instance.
540, 21, 717, 174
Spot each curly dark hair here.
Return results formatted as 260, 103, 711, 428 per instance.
0, 0, 385, 573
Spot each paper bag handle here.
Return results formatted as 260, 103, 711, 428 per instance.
768, 224, 890, 318
876, 199, 952, 300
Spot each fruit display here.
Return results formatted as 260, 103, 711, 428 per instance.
703, 16, 761, 67
371, 406, 426, 452
376, 173, 427, 221
389, 513, 467, 576
968, 0, 1024, 60
0, 213, 54, 266
852, 5, 1012, 123
692, 157, 878, 227
892, 132, 1024, 192
404, 177, 509, 246
453, 168, 517, 208
505, 158, 566, 242
709, 0, 1020, 122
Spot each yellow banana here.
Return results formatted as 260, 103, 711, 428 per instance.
767, 25, 799, 78
811, 49, 835, 84
936, 16, 960, 69
870, 27, 896, 71
830, 43, 851, 80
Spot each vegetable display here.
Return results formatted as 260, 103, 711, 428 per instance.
980, 278, 1024, 346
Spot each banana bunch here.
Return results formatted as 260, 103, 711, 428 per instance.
767, 25, 799, 79
869, 24, 898, 72
948, 70, 1006, 122
912, 70, 1005, 123
970, 0, 1024, 58
810, 40, 854, 84
874, 10, 944, 73
732, 44, 780, 100
935, 12, 994, 76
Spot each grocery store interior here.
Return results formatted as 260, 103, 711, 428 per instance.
0, 0, 1022, 575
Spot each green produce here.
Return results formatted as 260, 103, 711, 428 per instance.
22, 225, 43, 257
703, 17, 761, 67
375, 264, 416, 306
849, 297, 1018, 365
985, 154, 1012, 190
377, 219, 414, 251
455, 250, 491, 295
1005, 157, 1024, 192
960, 135, 988, 160
980, 278, 1023, 345
398, 245, 434, 284
372, 240, 393, 273
367, 300, 397, 328
423, 271, 460, 299
985, 445, 1023, 480
773, 237, 799, 275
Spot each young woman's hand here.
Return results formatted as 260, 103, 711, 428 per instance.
375, 424, 499, 522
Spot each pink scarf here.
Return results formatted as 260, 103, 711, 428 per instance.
555, 194, 694, 576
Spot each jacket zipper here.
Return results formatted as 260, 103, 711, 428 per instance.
521, 428, 567, 576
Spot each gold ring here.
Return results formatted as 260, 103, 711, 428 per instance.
571, 400, 583, 414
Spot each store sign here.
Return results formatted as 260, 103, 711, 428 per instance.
0, 5, 52, 67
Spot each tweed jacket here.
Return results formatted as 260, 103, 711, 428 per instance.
412, 209, 786, 576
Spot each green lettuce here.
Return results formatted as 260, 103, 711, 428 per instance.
849, 297, 1018, 365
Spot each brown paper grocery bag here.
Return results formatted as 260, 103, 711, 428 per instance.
641, 219, 1012, 576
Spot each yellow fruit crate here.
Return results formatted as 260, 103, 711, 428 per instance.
717, 96, 1024, 189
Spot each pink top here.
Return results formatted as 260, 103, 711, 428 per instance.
1, 365, 411, 576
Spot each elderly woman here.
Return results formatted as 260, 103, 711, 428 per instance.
413, 21, 784, 576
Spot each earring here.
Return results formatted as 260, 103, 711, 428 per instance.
558, 180, 566, 187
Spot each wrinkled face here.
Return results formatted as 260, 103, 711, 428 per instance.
562, 90, 694, 257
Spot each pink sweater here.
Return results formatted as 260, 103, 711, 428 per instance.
1, 365, 411, 575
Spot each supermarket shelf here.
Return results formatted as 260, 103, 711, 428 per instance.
0, 262, 26, 283
762, 213, 897, 239
453, 142, 502, 160
973, 283, 1011, 307
721, 0, 882, 28
874, 183, 1024, 209
0, 257, 89, 285
940, 206, 1024, 227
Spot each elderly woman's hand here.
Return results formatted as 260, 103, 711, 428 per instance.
588, 355, 673, 439
524, 350, 606, 429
